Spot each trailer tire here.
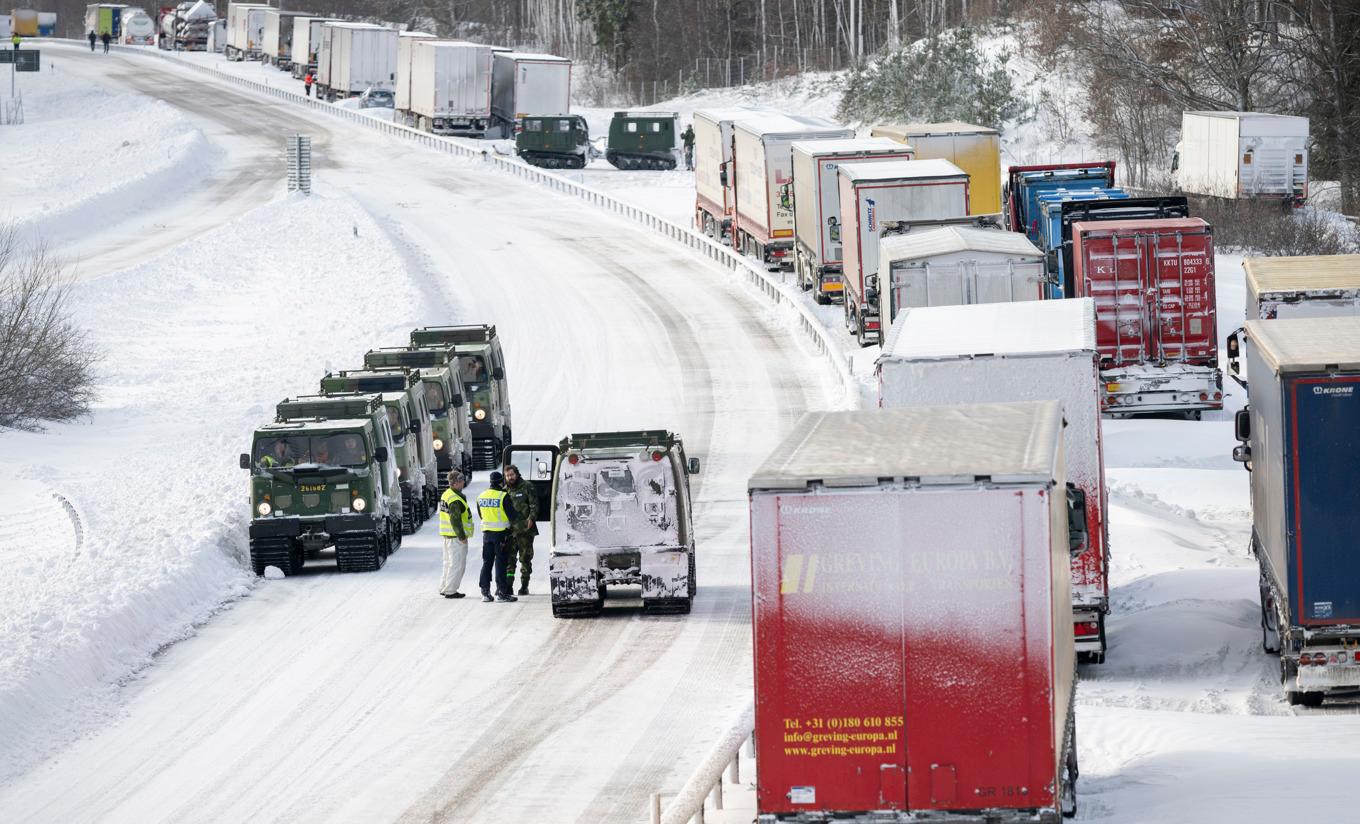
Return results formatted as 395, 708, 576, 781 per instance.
1260, 583, 1282, 654
1060, 705, 1078, 817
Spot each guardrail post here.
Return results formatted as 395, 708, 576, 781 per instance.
650, 793, 662, 824
727, 752, 740, 785
711, 779, 724, 810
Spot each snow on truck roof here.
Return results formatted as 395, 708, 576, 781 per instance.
693, 107, 777, 124
872, 121, 998, 137
747, 401, 1062, 490
880, 225, 1041, 264
838, 158, 966, 182
733, 114, 850, 138
1245, 316, 1360, 374
1184, 111, 1308, 121
880, 297, 1096, 362
501, 52, 570, 62
790, 137, 906, 157
1246, 255, 1360, 293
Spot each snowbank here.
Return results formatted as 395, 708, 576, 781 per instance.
4, 63, 218, 244
0, 188, 427, 787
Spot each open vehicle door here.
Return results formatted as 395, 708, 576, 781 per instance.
502, 443, 557, 522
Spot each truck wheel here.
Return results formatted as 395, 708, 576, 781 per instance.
855, 314, 869, 348
1261, 585, 1282, 654
402, 496, 416, 535
814, 291, 830, 305
1288, 690, 1324, 708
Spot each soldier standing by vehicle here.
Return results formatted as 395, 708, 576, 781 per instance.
681, 124, 695, 170
438, 470, 472, 599
503, 465, 538, 595
477, 471, 519, 603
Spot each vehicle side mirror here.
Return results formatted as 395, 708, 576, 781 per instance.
1226, 332, 1240, 360
240, 453, 251, 469
493, 367, 505, 380
720, 167, 728, 188
687, 457, 701, 475
375, 446, 389, 463
1066, 483, 1087, 556
452, 393, 464, 408
410, 420, 421, 433
1234, 408, 1251, 443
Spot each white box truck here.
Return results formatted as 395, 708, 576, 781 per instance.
394, 31, 438, 115
491, 52, 571, 137
224, 2, 268, 61
880, 224, 1045, 329
317, 23, 398, 101
261, 9, 309, 69
291, 16, 338, 78
791, 137, 914, 303
692, 106, 776, 243
837, 158, 971, 345
877, 298, 1111, 662
1173, 111, 1309, 204
403, 40, 495, 137
732, 115, 853, 267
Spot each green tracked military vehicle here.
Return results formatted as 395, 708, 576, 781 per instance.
515, 114, 591, 169
505, 430, 700, 618
606, 111, 681, 170
410, 325, 512, 471
364, 345, 474, 490
241, 401, 401, 576
318, 370, 438, 535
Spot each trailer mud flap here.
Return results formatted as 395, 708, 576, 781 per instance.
641, 548, 690, 599
549, 550, 599, 602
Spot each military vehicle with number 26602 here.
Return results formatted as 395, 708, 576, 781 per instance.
507, 430, 700, 618
242, 394, 402, 576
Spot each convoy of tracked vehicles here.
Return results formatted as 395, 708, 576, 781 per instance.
241, 324, 511, 576
506, 431, 701, 617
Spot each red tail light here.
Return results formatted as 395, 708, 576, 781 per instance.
1075, 621, 1100, 637
568, 454, 580, 465
1199, 393, 1208, 401
1214, 392, 1222, 400
1299, 656, 1312, 666
651, 451, 664, 462
1314, 652, 1328, 664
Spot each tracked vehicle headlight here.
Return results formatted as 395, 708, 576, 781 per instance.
433, 438, 444, 451
352, 497, 367, 512
473, 408, 487, 421
257, 502, 272, 516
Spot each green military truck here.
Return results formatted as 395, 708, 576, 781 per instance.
242, 397, 402, 575
606, 111, 681, 170
505, 430, 700, 618
318, 370, 438, 535
410, 325, 512, 470
364, 345, 474, 491
515, 114, 591, 169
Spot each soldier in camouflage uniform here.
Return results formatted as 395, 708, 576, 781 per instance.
503, 464, 538, 596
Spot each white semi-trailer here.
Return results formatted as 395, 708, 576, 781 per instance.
400, 40, 495, 137
1174, 111, 1309, 204
491, 52, 571, 137
316, 23, 398, 101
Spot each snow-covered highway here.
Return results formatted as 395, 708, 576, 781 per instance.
0, 46, 836, 823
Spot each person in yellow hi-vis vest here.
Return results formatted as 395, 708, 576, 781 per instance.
438, 470, 473, 599
477, 471, 521, 602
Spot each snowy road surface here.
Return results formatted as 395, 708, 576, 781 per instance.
0, 47, 836, 823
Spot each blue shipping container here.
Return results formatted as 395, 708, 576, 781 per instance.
1007, 164, 1116, 243
1034, 188, 1130, 297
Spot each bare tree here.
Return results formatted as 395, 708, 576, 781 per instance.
0, 226, 99, 433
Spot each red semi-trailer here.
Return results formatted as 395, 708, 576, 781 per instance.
1071, 217, 1223, 417
748, 401, 1079, 823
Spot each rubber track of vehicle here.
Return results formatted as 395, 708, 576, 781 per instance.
334, 533, 383, 573
249, 536, 298, 576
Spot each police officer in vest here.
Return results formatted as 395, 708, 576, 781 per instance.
477, 471, 520, 602
438, 470, 473, 599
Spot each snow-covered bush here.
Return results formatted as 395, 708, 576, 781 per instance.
0, 226, 98, 432
837, 26, 1025, 127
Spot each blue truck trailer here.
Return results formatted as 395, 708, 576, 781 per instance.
1005, 162, 1116, 241
1055, 195, 1191, 298
1234, 315, 1360, 706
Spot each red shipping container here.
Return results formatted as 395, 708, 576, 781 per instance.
748, 402, 1078, 822
1071, 217, 1223, 415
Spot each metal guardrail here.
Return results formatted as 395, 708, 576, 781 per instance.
100, 43, 854, 394
653, 703, 754, 824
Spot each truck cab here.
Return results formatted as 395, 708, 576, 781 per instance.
515, 114, 590, 169
241, 412, 400, 576
364, 344, 474, 488
506, 430, 701, 618
410, 325, 512, 470
606, 111, 680, 170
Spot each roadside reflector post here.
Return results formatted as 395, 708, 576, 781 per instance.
649, 793, 661, 824
711, 778, 723, 810
287, 134, 312, 194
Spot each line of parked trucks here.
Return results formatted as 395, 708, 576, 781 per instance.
709, 104, 1351, 821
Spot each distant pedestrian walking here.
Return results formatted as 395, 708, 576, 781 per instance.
304, 72, 314, 97
100, 32, 111, 53
88, 30, 97, 51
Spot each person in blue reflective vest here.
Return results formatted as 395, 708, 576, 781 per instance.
477, 471, 520, 602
